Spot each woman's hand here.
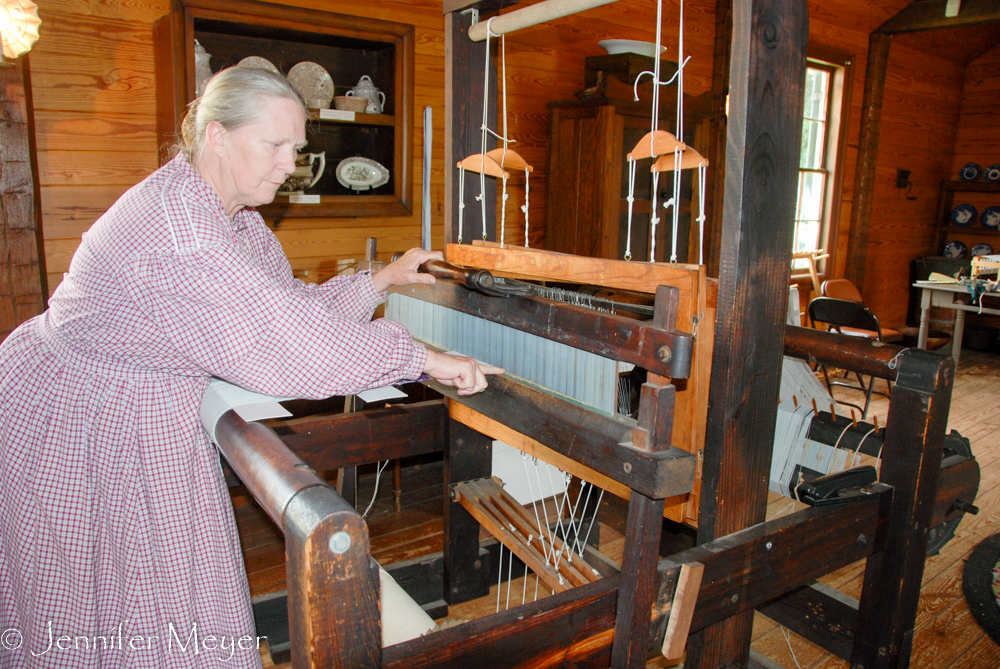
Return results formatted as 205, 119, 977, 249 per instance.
423, 349, 504, 396
372, 248, 443, 292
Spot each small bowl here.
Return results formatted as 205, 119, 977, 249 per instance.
306, 97, 332, 109
334, 96, 368, 113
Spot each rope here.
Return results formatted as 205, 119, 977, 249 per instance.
625, 159, 636, 260
697, 163, 707, 265
457, 167, 465, 244
522, 168, 530, 247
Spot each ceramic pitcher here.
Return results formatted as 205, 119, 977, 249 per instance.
281, 151, 326, 192
345, 75, 386, 114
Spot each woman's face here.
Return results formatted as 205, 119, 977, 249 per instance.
216, 96, 306, 211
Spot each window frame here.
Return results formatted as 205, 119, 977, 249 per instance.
791, 46, 854, 288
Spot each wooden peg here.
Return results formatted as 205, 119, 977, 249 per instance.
792, 394, 798, 408
830, 402, 837, 421
850, 409, 858, 428
661, 562, 705, 661
874, 415, 880, 434
811, 398, 818, 416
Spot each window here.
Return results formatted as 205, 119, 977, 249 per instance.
792, 52, 850, 274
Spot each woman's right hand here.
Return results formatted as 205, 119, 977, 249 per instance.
423, 349, 503, 396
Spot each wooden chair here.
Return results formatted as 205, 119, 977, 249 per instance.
808, 297, 897, 418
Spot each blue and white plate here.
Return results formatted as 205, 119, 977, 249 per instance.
982, 206, 1000, 230
942, 240, 968, 259
971, 243, 994, 257
951, 204, 978, 227
960, 163, 983, 181
984, 164, 1000, 183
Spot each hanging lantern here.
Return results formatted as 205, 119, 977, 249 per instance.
0, 0, 41, 59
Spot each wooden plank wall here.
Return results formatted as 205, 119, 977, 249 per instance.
863, 43, 965, 327
27, 0, 979, 323
31, 0, 448, 294
949, 42, 1000, 330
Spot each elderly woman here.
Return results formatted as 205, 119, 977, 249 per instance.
0, 67, 498, 668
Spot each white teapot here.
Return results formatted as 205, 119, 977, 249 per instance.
345, 75, 386, 114
279, 151, 326, 193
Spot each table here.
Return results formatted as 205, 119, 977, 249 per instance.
914, 281, 1000, 361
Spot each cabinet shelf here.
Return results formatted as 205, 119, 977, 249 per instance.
306, 110, 396, 127
154, 0, 414, 219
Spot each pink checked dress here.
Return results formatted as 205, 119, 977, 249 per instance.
0, 155, 426, 668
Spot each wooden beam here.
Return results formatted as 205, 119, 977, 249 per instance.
844, 33, 891, 293
444, 9, 497, 248
0, 54, 47, 339
431, 375, 697, 500
467, 0, 618, 42
850, 351, 954, 669
705, 0, 732, 278
685, 0, 808, 665
390, 281, 694, 379
444, 421, 493, 604
651, 491, 890, 638
270, 400, 447, 469
876, 0, 1000, 34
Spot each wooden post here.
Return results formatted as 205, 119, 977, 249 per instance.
444, 5, 498, 248
850, 351, 953, 668
686, 0, 807, 666
610, 286, 678, 668
705, 0, 732, 278
444, 420, 493, 603
844, 32, 891, 294
0, 54, 47, 340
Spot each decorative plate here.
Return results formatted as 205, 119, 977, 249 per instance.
287, 61, 334, 109
236, 56, 279, 74
951, 203, 978, 227
597, 40, 667, 58
971, 243, 995, 257
960, 162, 983, 182
985, 165, 1000, 184
942, 240, 968, 259
981, 205, 1000, 230
336, 157, 390, 191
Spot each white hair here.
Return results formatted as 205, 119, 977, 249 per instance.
177, 66, 304, 160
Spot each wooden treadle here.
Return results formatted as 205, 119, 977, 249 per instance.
452, 478, 602, 594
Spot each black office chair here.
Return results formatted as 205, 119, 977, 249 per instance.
807, 297, 896, 419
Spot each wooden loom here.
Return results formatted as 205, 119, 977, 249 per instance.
208, 0, 978, 667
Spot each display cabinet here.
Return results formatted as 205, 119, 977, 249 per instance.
154, 0, 414, 219
934, 180, 1000, 260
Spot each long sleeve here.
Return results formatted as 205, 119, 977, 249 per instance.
123, 242, 426, 399
254, 223, 387, 322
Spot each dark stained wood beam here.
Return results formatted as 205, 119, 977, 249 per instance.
876, 0, 1000, 35
844, 33, 891, 294
705, 0, 732, 278
444, 8, 498, 247
850, 350, 954, 668
685, 0, 808, 664
0, 54, 47, 339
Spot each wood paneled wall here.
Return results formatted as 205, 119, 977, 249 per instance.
32, 0, 448, 293
29, 0, 980, 323
864, 43, 965, 327
952, 43, 1000, 177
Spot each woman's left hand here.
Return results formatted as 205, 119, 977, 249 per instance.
371, 248, 443, 292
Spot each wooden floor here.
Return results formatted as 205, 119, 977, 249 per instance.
234, 349, 1000, 668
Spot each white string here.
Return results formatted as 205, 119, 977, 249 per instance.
499, 31, 509, 247
478, 19, 497, 241
650, 170, 660, 262
361, 460, 390, 518
521, 563, 528, 606
505, 545, 513, 610
457, 167, 466, 244
780, 626, 804, 669
825, 421, 855, 475
848, 427, 878, 470
522, 168, 530, 247
669, 0, 686, 264
625, 159, 637, 260
496, 542, 504, 613
522, 454, 552, 564
697, 163, 707, 265
767, 499, 797, 521
578, 488, 604, 556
